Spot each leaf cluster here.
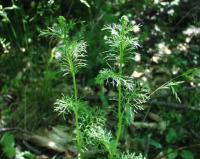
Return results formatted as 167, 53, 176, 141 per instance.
96, 69, 135, 90
103, 16, 140, 66
117, 151, 146, 159
40, 16, 87, 76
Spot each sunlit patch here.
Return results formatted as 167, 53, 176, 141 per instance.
151, 54, 161, 63
177, 43, 188, 51
183, 26, 200, 37
171, 0, 180, 6
157, 42, 172, 55
131, 71, 143, 78
133, 24, 141, 33
154, 25, 161, 32
167, 9, 175, 16
172, 66, 180, 75
142, 76, 147, 82
185, 37, 191, 43
48, 141, 56, 148
20, 47, 26, 52
134, 53, 141, 62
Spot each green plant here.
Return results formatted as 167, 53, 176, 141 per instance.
0, 37, 11, 54
39, 13, 200, 159
117, 151, 146, 159
95, 15, 195, 159
41, 15, 146, 159
16, 151, 37, 159
40, 16, 87, 159
96, 15, 142, 158
0, 133, 16, 158
0, 3, 18, 40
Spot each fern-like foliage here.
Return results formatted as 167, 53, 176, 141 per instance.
86, 124, 114, 156
79, 107, 106, 131
54, 94, 109, 152
117, 152, 146, 159
103, 16, 140, 65
150, 80, 184, 103
96, 69, 135, 90
40, 16, 75, 40
149, 68, 200, 102
125, 86, 150, 111
41, 16, 87, 158
54, 95, 86, 118
57, 40, 87, 75
123, 85, 150, 125
87, 125, 113, 147
96, 16, 142, 157
40, 16, 87, 76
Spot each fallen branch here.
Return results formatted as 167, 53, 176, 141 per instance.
132, 121, 167, 131
154, 143, 200, 159
149, 100, 200, 111
0, 127, 31, 134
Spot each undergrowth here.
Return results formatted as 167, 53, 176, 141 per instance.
41, 16, 200, 159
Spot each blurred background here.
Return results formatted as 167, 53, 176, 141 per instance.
0, 0, 200, 158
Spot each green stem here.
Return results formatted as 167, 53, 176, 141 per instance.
9, 20, 17, 40
149, 70, 190, 97
115, 78, 122, 147
72, 71, 83, 159
65, 43, 82, 158
64, 34, 82, 158
114, 41, 124, 156
109, 153, 114, 159
10, 0, 17, 41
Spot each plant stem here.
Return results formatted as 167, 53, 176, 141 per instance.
72, 71, 83, 159
149, 71, 188, 97
114, 41, 124, 156
10, 0, 17, 41
9, 20, 17, 40
109, 153, 114, 159
64, 33, 82, 158
115, 78, 123, 147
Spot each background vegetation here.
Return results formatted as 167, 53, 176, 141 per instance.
0, 0, 200, 158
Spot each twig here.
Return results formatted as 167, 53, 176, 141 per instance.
176, 5, 200, 26
66, 0, 74, 18
149, 100, 200, 111
22, 140, 42, 155
0, 127, 31, 134
155, 144, 200, 159
132, 121, 166, 131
